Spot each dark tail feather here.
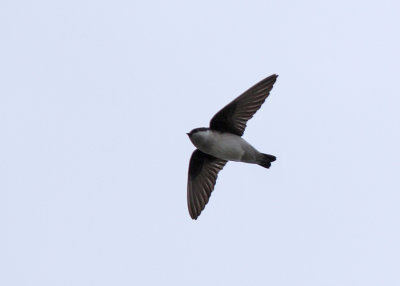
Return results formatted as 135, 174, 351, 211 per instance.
256, 153, 276, 169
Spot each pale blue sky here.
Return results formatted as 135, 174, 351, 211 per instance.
1, 0, 400, 285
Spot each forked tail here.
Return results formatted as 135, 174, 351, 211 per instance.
256, 153, 276, 169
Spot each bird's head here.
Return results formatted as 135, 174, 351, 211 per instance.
186, 128, 209, 147
187, 127, 208, 138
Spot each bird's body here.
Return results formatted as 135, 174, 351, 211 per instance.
189, 128, 260, 163
186, 74, 279, 219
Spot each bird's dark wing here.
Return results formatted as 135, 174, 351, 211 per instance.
187, 149, 227, 220
209, 74, 278, 136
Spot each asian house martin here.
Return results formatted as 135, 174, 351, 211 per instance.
187, 74, 278, 219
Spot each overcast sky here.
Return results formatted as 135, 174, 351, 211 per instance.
1, 0, 400, 285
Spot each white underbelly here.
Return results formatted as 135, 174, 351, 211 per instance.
207, 138, 244, 161
199, 133, 258, 162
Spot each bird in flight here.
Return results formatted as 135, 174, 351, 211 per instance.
187, 74, 278, 219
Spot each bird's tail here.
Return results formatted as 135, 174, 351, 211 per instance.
256, 153, 276, 169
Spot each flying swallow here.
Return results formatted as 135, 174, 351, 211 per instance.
187, 74, 278, 219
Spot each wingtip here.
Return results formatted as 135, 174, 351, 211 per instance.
266, 74, 278, 82
190, 212, 199, 220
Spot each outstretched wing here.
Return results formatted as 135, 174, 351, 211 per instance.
209, 74, 278, 136
187, 149, 227, 219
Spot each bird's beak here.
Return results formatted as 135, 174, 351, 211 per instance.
186, 133, 190, 136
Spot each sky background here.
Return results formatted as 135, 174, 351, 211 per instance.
1, 0, 400, 285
